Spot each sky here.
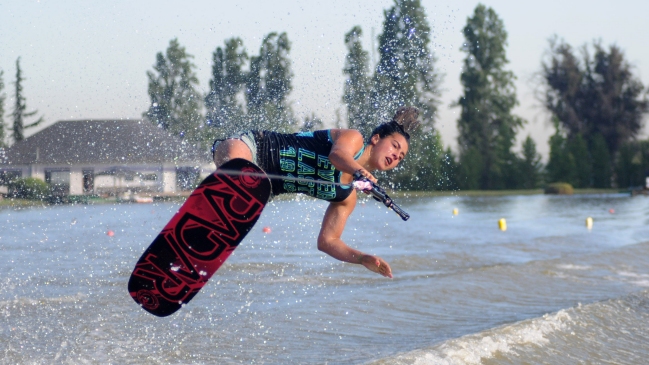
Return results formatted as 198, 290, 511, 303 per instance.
1, 0, 648, 159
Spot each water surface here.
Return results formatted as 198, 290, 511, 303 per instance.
1, 193, 648, 364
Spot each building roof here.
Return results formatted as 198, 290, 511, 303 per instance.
0, 120, 212, 166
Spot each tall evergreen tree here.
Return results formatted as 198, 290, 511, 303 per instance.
143, 39, 204, 144
542, 39, 586, 137
371, 0, 446, 191
373, 0, 440, 127
204, 38, 247, 138
587, 44, 648, 156
342, 26, 373, 136
458, 147, 483, 190
542, 38, 648, 163
519, 135, 543, 189
591, 133, 612, 188
616, 142, 635, 188
567, 134, 591, 188
0, 69, 6, 148
438, 147, 460, 191
245, 32, 294, 132
205, 38, 248, 139
546, 122, 576, 185
616, 139, 649, 188
11, 58, 44, 143
456, 4, 525, 190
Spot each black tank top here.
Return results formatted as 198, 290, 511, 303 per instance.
254, 130, 364, 202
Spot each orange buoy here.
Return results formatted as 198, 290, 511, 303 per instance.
107, 230, 115, 237
262, 227, 271, 234
609, 209, 615, 214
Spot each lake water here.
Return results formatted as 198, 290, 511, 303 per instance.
1, 193, 648, 364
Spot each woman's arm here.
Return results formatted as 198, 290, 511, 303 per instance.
328, 129, 376, 183
317, 192, 393, 278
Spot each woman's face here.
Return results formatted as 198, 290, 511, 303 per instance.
369, 133, 409, 171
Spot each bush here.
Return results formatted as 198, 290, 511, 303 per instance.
544, 182, 574, 195
7, 177, 51, 200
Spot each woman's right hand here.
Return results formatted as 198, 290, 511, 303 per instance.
354, 168, 377, 184
359, 254, 393, 278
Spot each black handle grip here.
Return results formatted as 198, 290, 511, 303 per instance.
388, 201, 410, 221
353, 172, 410, 221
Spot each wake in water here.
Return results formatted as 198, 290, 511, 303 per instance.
371, 290, 649, 365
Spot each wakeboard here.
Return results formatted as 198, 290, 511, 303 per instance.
128, 158, 271, 317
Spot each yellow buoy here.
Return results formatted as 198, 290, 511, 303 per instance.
586, 217, 593, 229
452, 208, 459, 216
498, 218, 507, 231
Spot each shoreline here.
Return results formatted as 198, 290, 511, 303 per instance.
0, 188, 633, 209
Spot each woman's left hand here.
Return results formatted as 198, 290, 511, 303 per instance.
359, 254, 393, 278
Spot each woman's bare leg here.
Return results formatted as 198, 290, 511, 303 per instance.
213, 139, 253, 168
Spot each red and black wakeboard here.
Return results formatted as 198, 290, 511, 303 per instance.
128, 158, 271, 317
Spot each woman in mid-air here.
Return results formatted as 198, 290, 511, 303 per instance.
212, 106, 420, 278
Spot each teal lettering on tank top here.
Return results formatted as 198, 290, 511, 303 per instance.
283, 173, 297, 193
316, 183, 336, 200
297, 175, 315, 187
314, 155, 336, 199
260, 130, 355, 202
297, 175, 315, 196
317, 168, 334, 182
298, 148, 315, 161
280, 158, 295, 172
317, 155, 332, 171
280, 146, 296, 157
317, 162, 334, 182
298, 161, 315, 175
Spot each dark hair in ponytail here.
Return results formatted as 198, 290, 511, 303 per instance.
370, 106, 421, 143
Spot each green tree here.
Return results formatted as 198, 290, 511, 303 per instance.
371, 0, 446, 191
519, 135, 543, 189
456, 4, 525, 190
637, 140, 649, 187
245, 32, 294, 132
542, 38, 648, 167
458, 146, 483, 190
12, 58, 44, 143
542, 39, 585, 136
546, 123, 576, 185
591, 133, 611, 188
567, 134, 591, 188
342, 26, 373, 136
616, 141, 639, 188
373, 0, 440, 127
143, 39, 204, 144
586, 44, 648, 157
438, 147, 460, 191
7, 177, 50, 200
205, 37, 248, 139
0, 69, 6, 147
616, 139, 649, 188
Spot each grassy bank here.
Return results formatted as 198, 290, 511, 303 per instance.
0, 198, 46, 209
391, 188, 626, 198
0, 188, 630, 209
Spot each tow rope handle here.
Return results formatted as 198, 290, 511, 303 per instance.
352, 172, 410, 221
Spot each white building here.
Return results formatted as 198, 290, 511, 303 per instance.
0, 120, 214, 196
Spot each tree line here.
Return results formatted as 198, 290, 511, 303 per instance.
2, 1, 648, 190
0, 58, 44, 148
